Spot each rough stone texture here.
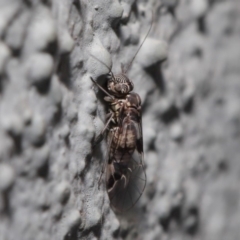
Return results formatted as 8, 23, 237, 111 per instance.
0, 0, 240, 240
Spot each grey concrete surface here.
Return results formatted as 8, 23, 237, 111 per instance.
0, 0, 240, 239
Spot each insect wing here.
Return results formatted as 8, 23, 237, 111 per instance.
106, 122, 146, 212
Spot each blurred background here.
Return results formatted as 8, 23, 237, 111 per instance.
0, 0, 240, 239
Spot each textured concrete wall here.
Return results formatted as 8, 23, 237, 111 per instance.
0, 0, 240, 240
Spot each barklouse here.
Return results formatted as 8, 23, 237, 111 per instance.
91, 13, 152, 212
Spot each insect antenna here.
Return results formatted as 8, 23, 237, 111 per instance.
90, 54, 116, 81
123, 11, 153, 74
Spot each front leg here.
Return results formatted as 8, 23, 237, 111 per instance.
93, 112, 114, 146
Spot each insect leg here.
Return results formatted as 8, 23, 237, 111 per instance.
94, 112, 114, 145
98, 164, 105, 190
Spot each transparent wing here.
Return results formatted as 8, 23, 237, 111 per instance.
107, 150, 146, 212
106, 119, 146, 212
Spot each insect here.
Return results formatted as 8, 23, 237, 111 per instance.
91, 15, 152, 212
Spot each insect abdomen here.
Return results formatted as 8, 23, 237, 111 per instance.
112, 122, 137, 150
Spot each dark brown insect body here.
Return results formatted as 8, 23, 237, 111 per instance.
91, 73, 146, 212
91, 12, 153, 212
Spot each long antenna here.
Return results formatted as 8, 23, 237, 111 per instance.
90, 54, 116, 81
123, 11, 153, 74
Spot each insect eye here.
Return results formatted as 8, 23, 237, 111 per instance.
108, 77, 114, 82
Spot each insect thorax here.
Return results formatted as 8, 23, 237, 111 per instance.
107, 73, 134, 97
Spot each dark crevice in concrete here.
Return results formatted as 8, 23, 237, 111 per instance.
58, 53, 72, 89
161, 105, 180, 124
146, 63, 166, 93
